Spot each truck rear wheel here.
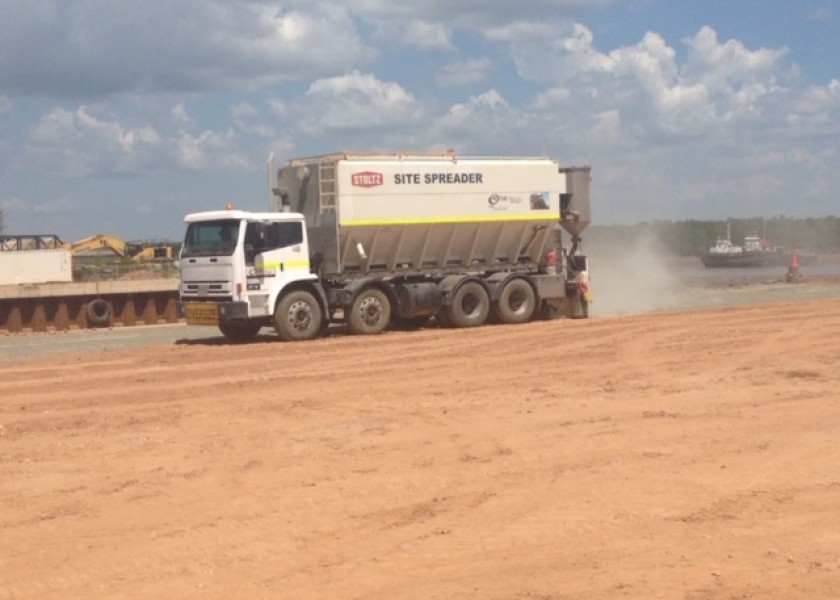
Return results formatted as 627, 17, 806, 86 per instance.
347, 288, 391, 335
445, 281, 490, 328
219, 321, 262, 343
273, 291, 323, 341
494, 278, 536, 324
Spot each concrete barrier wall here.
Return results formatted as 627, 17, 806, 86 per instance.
0, 281, 181, 333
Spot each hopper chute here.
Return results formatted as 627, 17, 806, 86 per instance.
559, 166, 591, 237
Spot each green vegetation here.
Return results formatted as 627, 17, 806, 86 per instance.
587, 216, 840, 256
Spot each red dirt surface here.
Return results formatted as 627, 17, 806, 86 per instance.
2, 299, 840, 599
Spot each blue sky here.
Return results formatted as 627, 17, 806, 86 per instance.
1, 0, 838, 242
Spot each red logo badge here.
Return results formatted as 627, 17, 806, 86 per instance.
351, 171, 384, 188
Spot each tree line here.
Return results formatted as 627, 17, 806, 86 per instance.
585, 216, 840, 256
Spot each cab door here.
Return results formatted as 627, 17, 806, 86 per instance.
245, 221, 309, 288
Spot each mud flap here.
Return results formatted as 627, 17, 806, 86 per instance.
570, 294, 589, 319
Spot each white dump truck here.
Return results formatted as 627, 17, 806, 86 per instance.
178, 151, 592, 342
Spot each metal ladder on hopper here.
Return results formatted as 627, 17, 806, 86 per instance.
318, 163, 337, 213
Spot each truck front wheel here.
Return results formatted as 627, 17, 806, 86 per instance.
445, 281, 490, 328
347, 288, 391, 335
273, 291, 323, 341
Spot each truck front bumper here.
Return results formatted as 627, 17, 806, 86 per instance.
178, 300, 250, 325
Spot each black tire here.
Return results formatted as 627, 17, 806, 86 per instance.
273, 291, 323, 341
494, 278, 536, 324
347, 288, 391, 335
445, 281, 490, 328
219, 321, 262, 343
87, 299, 112, 327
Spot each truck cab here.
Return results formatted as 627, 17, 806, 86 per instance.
178, 208, 319, 338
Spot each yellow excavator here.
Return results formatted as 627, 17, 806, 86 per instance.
69, 234, 173, 261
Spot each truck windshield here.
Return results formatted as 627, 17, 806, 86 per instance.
181, 220, 240, 257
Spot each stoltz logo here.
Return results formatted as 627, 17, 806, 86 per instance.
351, 171, 384, 188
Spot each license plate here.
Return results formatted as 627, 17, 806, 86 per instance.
185, 302, 219, 325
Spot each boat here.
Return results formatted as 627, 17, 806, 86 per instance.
699, 228, 768, 268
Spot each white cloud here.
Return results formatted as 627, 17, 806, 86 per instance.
177, 129, 247, 171
25, 105, 251, 176
531, 87, 572, 108
607, 32, 714, 136
445, 89, 511, 120
403, 21, 454, 51
682, 26, 789, 94
0, 1, 374, 97
488, 21, 840, 149
787, 79, 840, 132
436, 58, 495, 87
268, 99, 289, 119
26, 106, 161, 176
232, 103, 276, 139
298, 71, 423, 134
432, 90, 533, 154
172, 104, 195, 133
608, 32, 679, 85
232, 103, 260, 119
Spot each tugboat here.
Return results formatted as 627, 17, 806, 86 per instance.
700, 227, 768, 268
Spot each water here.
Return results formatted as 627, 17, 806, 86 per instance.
669, 256, 839, 285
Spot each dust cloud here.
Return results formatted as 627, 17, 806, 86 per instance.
583, 232, 683, 317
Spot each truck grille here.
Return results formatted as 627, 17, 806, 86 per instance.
181, 281, 232, 297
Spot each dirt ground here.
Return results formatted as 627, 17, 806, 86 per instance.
2, 297, 840, 599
